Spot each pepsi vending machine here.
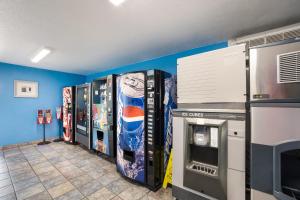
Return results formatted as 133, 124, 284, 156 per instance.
116, 70, 176, 190
92, 75, 117, 158
62, 86, 76, 144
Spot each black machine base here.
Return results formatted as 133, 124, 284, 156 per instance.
172, 185, 210, 200
116, 168, 162, 192
52, 138, 63, 142
37, 141, 51, 145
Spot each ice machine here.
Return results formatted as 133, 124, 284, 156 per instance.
250, 39, 300, 200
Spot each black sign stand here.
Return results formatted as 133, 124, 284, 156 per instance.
38, 123, 51, 145
38, 110, 52, 145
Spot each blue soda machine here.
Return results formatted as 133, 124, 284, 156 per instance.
116, 70, 176, 190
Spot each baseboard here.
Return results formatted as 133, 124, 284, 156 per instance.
0, 137, 60, 151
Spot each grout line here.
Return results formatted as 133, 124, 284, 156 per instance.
3, 148, 18, 199
18, 145, 54, 200
4, 142, 154, 200
35, 142, 87, 199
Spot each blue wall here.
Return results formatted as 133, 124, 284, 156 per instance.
0, 63, 86, 147
86, 42, 228, 81
0, 41, 227, 147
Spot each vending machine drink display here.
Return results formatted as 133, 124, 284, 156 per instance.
75, 83, 92, 149
92, 75, 116, 157
63, 86, 76, 144
116, 70, 176, 190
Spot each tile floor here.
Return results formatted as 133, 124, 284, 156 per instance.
0, 142, 172, 200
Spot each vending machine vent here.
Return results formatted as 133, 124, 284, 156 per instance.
283, 29, 300, 40
266, 33, 284, 44
249, 37, 265, 47
277, 51, 300, 84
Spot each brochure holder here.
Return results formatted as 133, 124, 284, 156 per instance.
37, 109, 52, 145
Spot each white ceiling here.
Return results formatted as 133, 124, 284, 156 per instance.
0, 0, 300, 75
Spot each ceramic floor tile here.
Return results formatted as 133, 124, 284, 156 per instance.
54, 161, 72, 168
47, 181, 75, 199
27, 158, 47, 166
111, 196, 122, 200
0, 178, 11, 189
33, 166, 56, 175
118, 186, 149, 200
146, 188, 172, 200
15, 183, 45, 200
86, 170, 106, 180
69, 174, 94, 188
77, 179, 104, 197
31, 161, 52, 170
0, 193, 16, 200
97, 172, 119, 186
87, 187, 115, 200
13, 176, 40, 192
9, 167, 33, 177
106, 179, 130, 195
10, 171, 36, 183
38, 169, 61, 182
54, 189, 84, 200
0, 166, 8, 174
24, 190, 52, 200
0, 142, 172, 200
7, 162, 30, 171
42, 175, 67, 189
59, 167, 83, 180
0, 185, 14, 198
0, 173, 10, 181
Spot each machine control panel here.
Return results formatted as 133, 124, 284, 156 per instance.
147, 72, 156, 169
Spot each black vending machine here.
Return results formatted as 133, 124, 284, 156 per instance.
92, 75, 117, 158
75, 83, 92, 149
116, 70, 177, 190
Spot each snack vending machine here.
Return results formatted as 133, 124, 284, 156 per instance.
75, 83, 92, 149
63, 86, 76, 144
116, 70, 176, 190
92, 75, 117, 158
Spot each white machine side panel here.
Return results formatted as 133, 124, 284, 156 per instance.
172, 117, 185, 188
251, 107, 300, 145
228, 136, 245, 171
228, 169, 245, 200
177, 44, 246, 104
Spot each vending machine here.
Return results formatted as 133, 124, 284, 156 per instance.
92, 75, 117, 158
62, 86, 76, 144
116, 70, 176, 191
75, 83, 92, 149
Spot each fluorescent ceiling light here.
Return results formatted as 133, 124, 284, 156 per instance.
109, 0, 126, 6
31, 48, 51, 63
